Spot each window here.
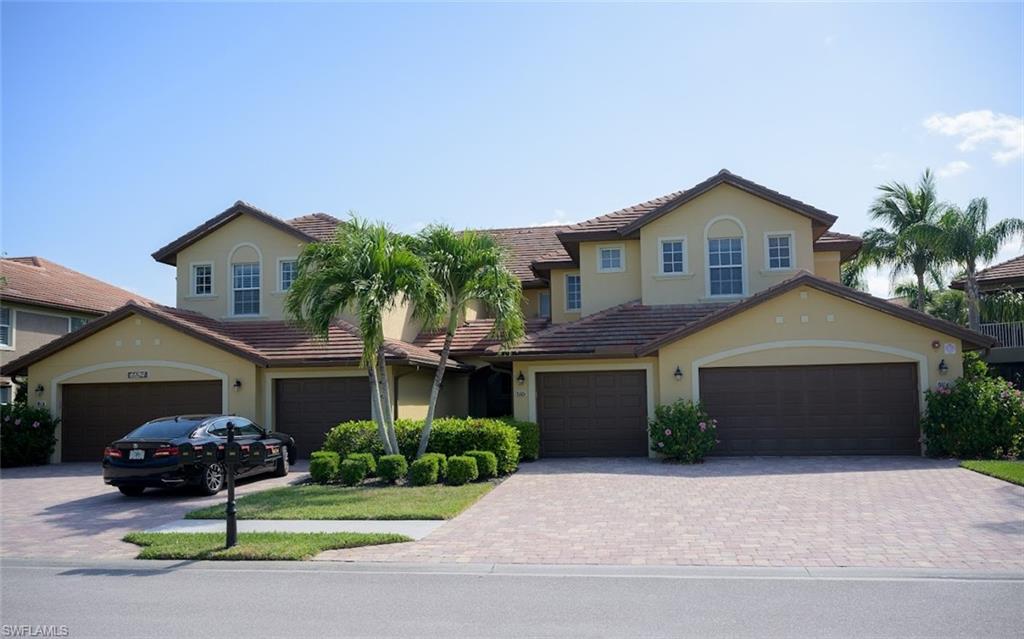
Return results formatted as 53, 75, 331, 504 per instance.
232, 263, 260, 315
708, 237, 744, 296
0, 385, 10, 404
660, 238, 686, 274
598, 246, 623, 272
69, 317, 88, 332
766, 234, 792, 270
565, 274, 582, 312
538, 292, 551, 319
0, 307, 10, 347
192, 264, 213, 296
279, 260, 298, 291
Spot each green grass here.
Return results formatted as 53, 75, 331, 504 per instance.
123, 531, 410, 560
185, 482, 494, 520
960, 460, 1024, 486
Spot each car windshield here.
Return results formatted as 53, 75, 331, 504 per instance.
124, 418, 203, 440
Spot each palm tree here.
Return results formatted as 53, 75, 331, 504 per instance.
862, 170, 948, 311
285, 218, 444, 455
413, 225, 525, 457
914, 198, 1024, 330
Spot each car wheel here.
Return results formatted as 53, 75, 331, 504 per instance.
274, 446, 290, 477
118, 486, 146, 497
198, 462, 226, 496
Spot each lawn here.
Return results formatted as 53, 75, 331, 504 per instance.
123, 531, 410, 560
185, 482, 494, 520
960, 460, 1024, 486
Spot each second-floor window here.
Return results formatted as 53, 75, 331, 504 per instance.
660, 238, 686, 274
192, 264, 213, 296
598, 246, 624, 273
766, 234, 792, 270
565, 274, 582, 312
232, 263, 260, 316
69, 317, 88, 332
280, 260, 298, 291
538, 292, 551, 319
708, 237, 743, 296
0, 307, 11, 347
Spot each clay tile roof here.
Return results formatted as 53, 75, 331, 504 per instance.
480, 226, 572, 288
813, 230, 863, 259
287, 213, 342, 241
0, 257, 154, 315
951, 254, 1024, 290
414, 318, 552, 355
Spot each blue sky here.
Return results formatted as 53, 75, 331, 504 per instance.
3, 2, 1022, 305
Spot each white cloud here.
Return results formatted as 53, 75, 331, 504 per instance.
936, 160, 971, 178
923, 110, 1024, 164
866, 267, 893, 299
529, 209, 579, 227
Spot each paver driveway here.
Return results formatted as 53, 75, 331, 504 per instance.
322, 457, 1024, 570
0, 462, 308, 559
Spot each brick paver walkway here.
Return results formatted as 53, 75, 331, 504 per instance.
0, 462, 308, 559
320, 457, 1024, 570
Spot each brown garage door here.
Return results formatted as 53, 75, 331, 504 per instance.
274, 377, 372, 458
536, 370, 648, 457
61, 381, 221, 462
699, 363, 920, 455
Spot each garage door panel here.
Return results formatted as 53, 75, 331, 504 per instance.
275, 377, 371, 458
700, 363, 919, 456
537, 371, 648, 457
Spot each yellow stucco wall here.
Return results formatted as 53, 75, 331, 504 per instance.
395, 368, 469, 420
639, 184, 816, 305
521, 288, 551, 320
549, 268, 581, 325
813, 251, 842, 282
579, 240, 642, 316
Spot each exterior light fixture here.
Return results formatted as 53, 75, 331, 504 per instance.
938, 359, 949, 375
516, 372, 525, 386
674, 366, 683, 381
34, 384, 44, 396
233, 379, 243, 391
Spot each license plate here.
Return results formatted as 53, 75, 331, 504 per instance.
129, 449, 145, 461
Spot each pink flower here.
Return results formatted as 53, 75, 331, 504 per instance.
32, 421, 40, 429
699, 423, 707, 432
14, 418, 20, 426
657, 442, 664, 448
664, 429, 672, 436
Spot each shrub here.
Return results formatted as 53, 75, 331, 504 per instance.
346, 452, 377, 476
408, 456, 439, 486
308, 451, 340, 484
648, 400, 718, 463
339, 458, 368, 486
922, 371, 1024, 459
322, 420, 419, 460
420, 452, 447, 479
378, 454, 408, 483
463, 450, 497, 479
0, 404, 59, 467
501, 418, 539, 461
446, 456, 479, 485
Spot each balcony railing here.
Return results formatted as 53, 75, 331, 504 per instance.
979, 321, 1024, 348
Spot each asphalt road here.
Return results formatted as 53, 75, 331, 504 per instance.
2, 559, 1022, 638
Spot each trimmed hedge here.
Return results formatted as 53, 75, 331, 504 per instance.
378, 455, 408, 483
408, 457, 439, 486
464, 450, 497, 479
1, 403, 59, 467
322, 417, 522, 474
501, 418, 540, 461
346, 453, 377, 476
309, 451, 340, 484
340, 458, 368, 486
420, 453, 447, 480
446, 456, 479, 486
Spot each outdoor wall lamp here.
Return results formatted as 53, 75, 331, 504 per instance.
938, 359, 949, 375
516, 372, 525, 386
34, 384, 44, 396
233, 379, 243, 391
674, 366, 683, 381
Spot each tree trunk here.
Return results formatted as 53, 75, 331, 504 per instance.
417, 309, 459, 458
366, 363, 395, 455
915, 270, 927, 312
966, 266, 982, 331
376, 350, 400, 455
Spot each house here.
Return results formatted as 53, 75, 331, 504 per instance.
1, 170, 994, 461
951, 254, 1024, 384
0, 257, 152, 404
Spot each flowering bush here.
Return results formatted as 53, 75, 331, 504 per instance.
648, 399, 718, 463
1, 403, 59, 467
922, 364, 1024, 459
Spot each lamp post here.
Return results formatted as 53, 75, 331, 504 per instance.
225, 421, 238, 548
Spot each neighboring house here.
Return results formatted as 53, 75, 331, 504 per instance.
951, 254, 1024, 384
0, 257, 151, 404
2, 170, 994, 462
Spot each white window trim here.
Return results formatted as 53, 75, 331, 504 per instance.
0, 307, 13, 350
189, 262, 215, 298
228, 243, 264, 318
657, 236, 689, 276
763, 231, 796, 272
564, 273, 582, 313
596, 244, 625, 273
704, 215, 748, 299
276, 256, 299, 293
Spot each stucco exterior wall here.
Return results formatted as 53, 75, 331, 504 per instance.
1, 302, 98, 383
521, 288, 551, 320
639, 184, 816, 305
395, 368, 469, 420
579, 240, 642, 316
813, 251, 842, 282
549, 268, 581, 325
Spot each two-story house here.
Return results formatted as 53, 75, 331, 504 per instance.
951, 253, 1024, 385
3, 170, 993, 462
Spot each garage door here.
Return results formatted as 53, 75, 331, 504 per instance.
699, 363, 920, 455
274, 377, 372, 458
536, 371, 648, 457
61, 381, 221, 462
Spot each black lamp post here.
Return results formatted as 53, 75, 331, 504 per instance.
224, 422, 239, 548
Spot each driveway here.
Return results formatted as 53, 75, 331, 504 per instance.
0, 462, 308, 559
322, 457, 1024, 570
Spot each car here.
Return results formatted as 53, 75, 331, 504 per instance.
102, 414, 295, 497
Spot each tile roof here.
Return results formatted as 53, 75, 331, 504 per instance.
813, 231, 863, 258
0, 257, 153, 315
414, 318, 552, 355
287, 213, 342, 241
480, 226, 572, 288
951, 254, 1024, 290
